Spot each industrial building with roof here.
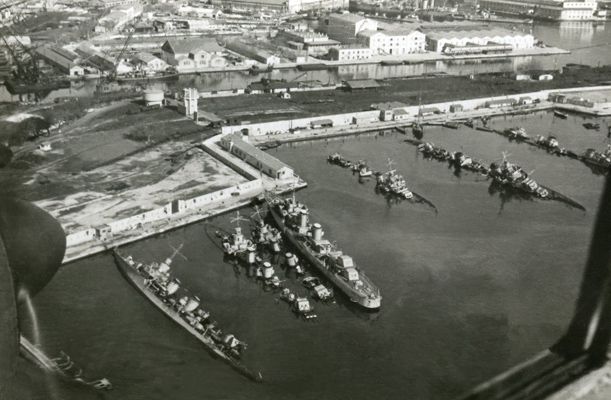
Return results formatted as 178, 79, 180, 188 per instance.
220, 133, 294, 180
357, 28, 426, 55
329, 45, 372, 61
425, 29, 535, 53
211, 0, 346, 13
320, 13, 378, 44
161, 38, 226, 72
34, 46, 84, 76
478, 0, 603, 21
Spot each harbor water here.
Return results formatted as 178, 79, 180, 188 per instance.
26, 110, 609, 399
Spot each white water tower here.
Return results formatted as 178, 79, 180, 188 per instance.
183, 88, 198, 117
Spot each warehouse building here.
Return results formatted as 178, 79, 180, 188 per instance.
478, 0, 601, 21
425, 29, 534, 53
35, 46, 84, 76
220, 133, 294, 180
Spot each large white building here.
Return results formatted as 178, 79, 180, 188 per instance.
425, 29, 534, 53
329, 45, 372, 61
357, 29, 426, 55
321, 13, 378, 44
478, 0, 602, 21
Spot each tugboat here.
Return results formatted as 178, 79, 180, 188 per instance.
113, 246, 262, 382
265, 192, 382, 309
376, 160, 414, 200
465, 118, 475, 128
503, 127, 530, 141
302, 277, 334, 303
535, 134, 567, 155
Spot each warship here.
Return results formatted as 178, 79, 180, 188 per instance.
265, 191, 382, 309
114, 246, 263, 382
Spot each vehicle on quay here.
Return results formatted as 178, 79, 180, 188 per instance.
113, 246, 263, 382
265, 191, 382, 309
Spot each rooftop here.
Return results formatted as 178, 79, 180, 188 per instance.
162, 38, 223, 55
329, 13, 367, 23
228, 134, 291, 171
344, 79, 380, 89
426, 29, 532, 40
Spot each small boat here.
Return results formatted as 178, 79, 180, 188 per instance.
583, 122, 600, 130
443, 121, 459, 129
412, 122, 424, 137
302, 277, 334, 302
553, 110, 568, 119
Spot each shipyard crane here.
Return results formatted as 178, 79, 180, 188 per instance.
0, 5, 40, 82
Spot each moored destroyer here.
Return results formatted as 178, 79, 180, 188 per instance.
113, 246, 263, 382
581, 145, 611, 170
265, 192, 382, 309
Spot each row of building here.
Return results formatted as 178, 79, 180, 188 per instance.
282, 13, 536, 61
479, 0, 607, 21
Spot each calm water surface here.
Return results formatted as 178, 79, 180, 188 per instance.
27, 111, 610, 399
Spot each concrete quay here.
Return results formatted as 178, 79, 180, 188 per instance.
62, 135, 306, 265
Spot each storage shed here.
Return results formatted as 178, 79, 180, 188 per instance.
449, 104, 464, 113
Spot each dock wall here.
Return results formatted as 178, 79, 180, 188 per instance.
220, 86, 611, 136
65, 180, 263, 249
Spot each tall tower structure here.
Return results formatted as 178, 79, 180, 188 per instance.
183, 88, 198, 117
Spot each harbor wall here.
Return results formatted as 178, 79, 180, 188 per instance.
221, 86, 611, 136
65, 180, 263, 247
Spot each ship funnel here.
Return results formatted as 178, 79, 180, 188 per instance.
300, 209, 308, 228
271, 237, 280, 253
286, 253, 296, 268
263, 262, 274, 279
313, 223, 323, 241
247, 245, 256, 264
185, 296, 200, 313
166, 279, 180, 295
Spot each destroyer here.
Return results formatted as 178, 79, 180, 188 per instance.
265, 192, 382, 309
113, 246, 263, 382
